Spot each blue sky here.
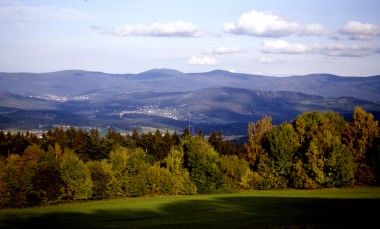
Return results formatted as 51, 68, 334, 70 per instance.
1, 0, 380, 76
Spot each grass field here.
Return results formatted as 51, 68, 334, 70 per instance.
1, 187, 379, 228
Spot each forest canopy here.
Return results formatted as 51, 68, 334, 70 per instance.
0, 107, 379, 208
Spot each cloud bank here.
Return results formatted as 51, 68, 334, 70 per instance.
261, 40, 380, 57
110, 21, 204, 37
187, 56, 217, 65
203, 47, 243, 54
262, 40, 308, 54
315, 44, 380, 57
259, 57, 275, 64
339, 21, 380, 40
224, 10, 325, 37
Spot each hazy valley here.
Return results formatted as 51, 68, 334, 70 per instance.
1, 69, 380, 135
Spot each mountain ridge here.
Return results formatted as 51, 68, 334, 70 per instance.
1, 69, 379, 134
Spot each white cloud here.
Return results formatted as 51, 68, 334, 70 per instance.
203, 46, 243, 54
224, 10, 329, 38
339, 21, 380, 40
187, 56, 217, 65
261, 40, 379, 57
261, 40, 309, 54
314, 44, 380, 57
300, 24, 326, 36
259, 57, 275, 64
224, 10, 300, 37
111, 21, 204, 37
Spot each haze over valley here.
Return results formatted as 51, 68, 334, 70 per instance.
1, 69, 379, 136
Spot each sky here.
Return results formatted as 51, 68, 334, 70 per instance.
1, 0, 380, 76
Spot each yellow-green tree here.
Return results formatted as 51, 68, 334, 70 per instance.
293, 111, 355, 188
0, 157, 6, 207
164, 147, 197, 195
31, 145, 64, 205
60, 149, 93, 200
87, 159, 116, 199
123, 148, 151, 196
148, 164, 175, 195
245, 116, 273, 168
348, 106, 379, 185
182, 136, 221, 193
1, 154, 25, 207
109, 146, 130, 196
264, 123, 299, 188
219, 155, 250, 192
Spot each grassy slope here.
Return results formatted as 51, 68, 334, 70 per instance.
1, 188, 380, 229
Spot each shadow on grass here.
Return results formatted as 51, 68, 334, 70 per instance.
0, 196, 378, 229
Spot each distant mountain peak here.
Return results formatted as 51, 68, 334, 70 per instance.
46, 70, 106, 74
141, 68, 184, 75
302, 73, 340, 78
204, 69, 235, 75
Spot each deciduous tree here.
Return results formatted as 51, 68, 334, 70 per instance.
245, 116, 272, 168
348, 106, 379, 185
182, 136, 221, 193
60, 149, 93, 200
264, 123, 299, 186
87, 160, 116, 199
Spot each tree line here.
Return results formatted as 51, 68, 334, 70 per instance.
0, 106, 379, 208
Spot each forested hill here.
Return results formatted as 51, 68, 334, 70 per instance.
1, 69, 380, 101
0, 69, 379, 134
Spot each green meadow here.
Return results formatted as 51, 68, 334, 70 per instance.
1, 187, 379, 229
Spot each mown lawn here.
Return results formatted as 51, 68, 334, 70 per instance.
1, 187, 379, 229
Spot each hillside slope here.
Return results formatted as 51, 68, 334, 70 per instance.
1, 84, 379, 134
1, 69, 380, 102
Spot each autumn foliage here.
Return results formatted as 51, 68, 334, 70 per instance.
0, 107, 379, 208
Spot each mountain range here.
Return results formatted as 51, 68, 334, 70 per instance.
1, 69, 379, 135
